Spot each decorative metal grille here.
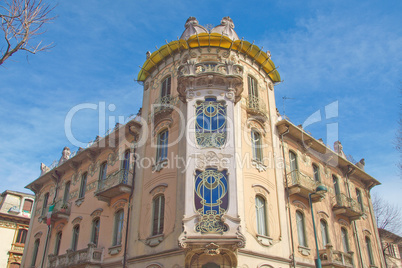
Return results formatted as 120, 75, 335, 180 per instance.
195, 97, 226, 148
194, 169, 228, 234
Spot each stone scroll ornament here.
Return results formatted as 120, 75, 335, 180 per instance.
195, 97, 227, 148
194, 169, 228, 234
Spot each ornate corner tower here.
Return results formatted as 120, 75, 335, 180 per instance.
135, 17, 282, 268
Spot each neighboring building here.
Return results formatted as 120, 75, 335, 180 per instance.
21, 17, 385, 268
379, 229, 402, 268
0, 190, 34, 268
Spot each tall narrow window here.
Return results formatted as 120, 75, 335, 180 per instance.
365, 236, 375, 265
313, 164, 320, 182
63, 181, 70, 204
122, 150, 130, 184
255, 196, 268, 236
341, 227, 350, 252
333, 175, 341, 196
91, 218, 100, 247
54, 231, 62, 255
31, 239, 40, 267
248, 76, 258, 98
161, 76, 171, 98
320, 220, 330, 248
22, 199, 33, 213
152, 195, 165, 236
289, 151, 298, 182
79, 173, 87, 199
251, 130, 263, 162
296, 211, 307, 247
99, 162, 108, 181
113, 210, 124, 245
15, 229, 27, 244
42, 192, 49, 216
156, 130, 169, 162
356, 188, 364, 212
195, 97, 227, 148
71, 225, 80, 251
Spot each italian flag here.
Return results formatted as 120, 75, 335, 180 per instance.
47, 204, 55, 226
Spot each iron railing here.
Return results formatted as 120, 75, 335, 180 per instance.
48, 244, 103, 268
246, 95, 267, 115
286, 170, 319, 191
97, 169, 133, 193
335, 193, 363, 214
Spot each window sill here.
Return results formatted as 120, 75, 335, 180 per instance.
152, 159, 168, 172
251, 159, 267, 172
145, 234, 164, 247
298, 245, 311, 256
256, 234, 273, 246
108, 244, 122, 255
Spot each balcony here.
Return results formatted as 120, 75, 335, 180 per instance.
332, 193, 363, 220
151, 95, 178, 125
286, 170, 321, 201
246, 95, 268, 123
319, 245, 354, 268
40, 200, 72, 223
48, 243, 103, 268
95, 169, 133, 203
10, 243, 24, 254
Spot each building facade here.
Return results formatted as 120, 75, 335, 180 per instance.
378, 229, 402, 268
22, 17, 385, 268
0, 190, 34, 268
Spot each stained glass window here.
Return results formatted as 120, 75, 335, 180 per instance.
195, 97, 226, 148
194, 169, 228, 234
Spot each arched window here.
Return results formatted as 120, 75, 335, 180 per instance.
99, 162, 108, 181
63, 181, 71, 203
255, 195, 268, 236
113, 210, 124, 245
42, 192, 49, 216
91, 218, 100, 247
366, 236, 375, 265
156, 130, 169, 162
152, 195, 165, 236
79, 172, 87, 199
320, 219, 330, 248
341, 227, 350, 252
333, 175, 341, 196
296, 211, 307, 247
54, 231, 62, 255
15, 229, 27, 244
313, 164, 320, 182
31, 238, 40, 267
356, 188, 364, 212
251, 130, 263, 162
122, 150, 130, 184
289, 151, 298, 182
195, 97, 227, 148
161, 76, 171, 98
71, 225, 80, 251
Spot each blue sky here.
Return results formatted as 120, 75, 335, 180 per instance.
0, 0, 401, 207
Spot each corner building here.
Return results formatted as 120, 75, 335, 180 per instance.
22, 17, 384, 268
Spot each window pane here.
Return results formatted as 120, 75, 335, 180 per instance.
255, 196, 267, 236
72, 225, 79, 251
152, 196, 165, 235
296, 211, 306, 247
161, 76, 171, 98
79, 173, 87, 198
92, 219, 100, 247
313, 165, 320, 182
341, 228, 349, 252
333, 176, 340, 196
63, 182, 70, 203
356, 189, 364, 211
31, 239, 40, 266
252, 131, 263, 161
99, 162, 107, 181
54, 231, 62, 255
114, 210, 124, 245
16, 229, 27, 244
320, 220, 329, 248
366, 237, 374, 265
156, 130, 169, 162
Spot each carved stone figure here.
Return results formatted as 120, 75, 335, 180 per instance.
333, 141, 346, 158
40, 163, 50, 175
58, 147, 71, 165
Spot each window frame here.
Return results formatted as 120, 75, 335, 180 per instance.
113, 210, 124, 246
247, 75, 258, 98
312, 164, 321, 182
156, 130, 169, 163
296, 210, 307, 247
365, 236, 375, 265
15, 228, 28, 245
91, 218, 100, 247
341, 227, 350, 253
152, 195, 165, 236
63, 181, 71, 204
22, 199, 33, 213
42, 192, 49, 216
31, 238, 40, 267
356, 188, 364, 212
99, 162, 108, 181
78, 172, 87, 199
54, 231, 62, 255
251, 130, 263, 162
320, 219, 330, 248
71, 224, 80, 251
333, 175, 341, 196
160, 76, 171, 98
255, 195, 268, 236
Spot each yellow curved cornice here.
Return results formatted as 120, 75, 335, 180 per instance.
137, 33, 281, 82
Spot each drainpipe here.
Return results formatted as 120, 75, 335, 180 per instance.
279, 125, 295, 267
123, 129, 138, 268
345, 167, 364, 268
41, 171, 60, 268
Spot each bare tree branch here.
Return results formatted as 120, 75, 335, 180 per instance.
372, 193, 402, 237
0, 0, 56, 66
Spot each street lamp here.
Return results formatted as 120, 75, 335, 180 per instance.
309, 185, 328, 268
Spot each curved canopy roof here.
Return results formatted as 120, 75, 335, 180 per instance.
137, 33, 281, 83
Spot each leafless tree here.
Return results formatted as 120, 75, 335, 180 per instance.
0, 0, 55, 66
372, 192, 402, 236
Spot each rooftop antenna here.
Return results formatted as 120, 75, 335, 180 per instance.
282, 96, 295, 116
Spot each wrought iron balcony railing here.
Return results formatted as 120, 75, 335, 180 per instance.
333, 193, 363, 220
319, 245, 354, 268
152, 95, 178, 114
286, 170, 320, 199
246, 95, 268, 120
40, 200, 72, 223
48, 243, 103, 268
95, 169, 133, 203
